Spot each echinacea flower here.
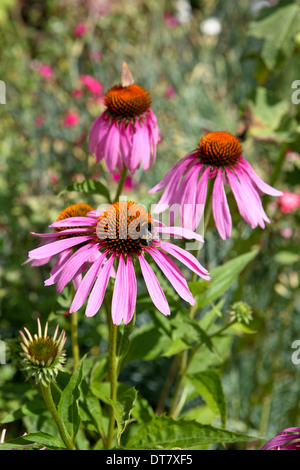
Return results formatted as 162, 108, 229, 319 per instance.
19, 318, 67, 386
62, 111, 79, 127
25, 203, 98, 290
89, 61, 160, 174
150, 131, 282, 239
278, 191, 300, 214
261, 427, 300, 450
27, 200, 209, 325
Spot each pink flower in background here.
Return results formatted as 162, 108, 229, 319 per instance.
79, 75, 103, 95
74, 22, 88, 37
165, 84, 177, 100
261, 427, 300, 450
112, 172, 136, 191
163, 12, 179, 28
278, 191, 300, 214
89, 62, 161, 174
150, 131, 282, 239
91, 50, 103, 62
26, 201, 209, 325
279, 228, 293, 239
34, 115, 45, 128
63, 111, 79, 127
50, 173, 58, 184
38, 64, 54, 79
72, 88, 84, 99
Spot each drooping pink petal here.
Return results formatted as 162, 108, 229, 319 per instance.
238, 156, 283, 197
119, 120, 132, 168
85, 255, 115, 317
104, 121, 121, 172
69, 252, 108, 313
28, 235, 94, 260
55, 244, 100, 293
45, 243, 95, 286
130, 120, 144, 173
194, 166, 210, 229
89, 115, 103, 154
125, 256, 137, 324
138, 254, 171, 316
226, 168, 265, 228
139, 121, 151, 170
111, 256, 129, 325
158, 240, 210, 280
212, 168, 232, 240
149, 152, 196, 195
50, 248, 73, 276
148, 248, 194, 305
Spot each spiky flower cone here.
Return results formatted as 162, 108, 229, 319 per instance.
19, 319, 67, 386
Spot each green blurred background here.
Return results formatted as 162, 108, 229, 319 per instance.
0, 0, 300, 447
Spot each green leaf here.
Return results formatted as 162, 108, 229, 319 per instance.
117, 314, 136, 369
58, 355, 85, 442
185, 370, 227, 427
110, 387, 138, 443
59, 179, 111, 202
248, 1, 300, 70
125, 415, 254, 449
0, 432, 65, 450
190, 249, 259, 309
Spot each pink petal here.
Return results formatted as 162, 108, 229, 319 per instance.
69, 252, 107, 313
56, 244, 100, 293
111, 256, 129, 325
238, 157, 283, 197
195, 166, 210, 228
125, 256, 137, 324
212, 169, 232, 240
104, 121, 121, 172
138, 254, 170, 316
85, 255, 115, 317
158, 240, 210, 280
148, 248, 194, 305
28, 235, 94, 260
49, 217, 97, 228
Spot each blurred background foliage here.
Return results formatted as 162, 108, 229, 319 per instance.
0, 0, 300, 448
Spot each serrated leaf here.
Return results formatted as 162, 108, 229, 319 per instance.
125, 415, 254, 449
248, 1, 300, 70
59, 179, 111, 202
185, 370, 227, 427
190, 249, 259, 309
110, 387, 138, 443
58, 355, 85, 442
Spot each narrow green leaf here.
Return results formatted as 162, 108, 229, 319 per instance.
59, 179, 111, 202
58, 355, 85, 441
125, 415, 254, 449
190, 249, 259, 309
0, 432, 65, 450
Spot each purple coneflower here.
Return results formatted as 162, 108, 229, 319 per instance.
149, 131, 282, 239
261, 427, 300, 450
26, 201, 209, 325
89, 62, 161, 174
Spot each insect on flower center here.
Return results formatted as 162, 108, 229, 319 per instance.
96, 201, 154, 255
197, 131, 242, 167
104, 84, 151, 119
55, 203, 94, 237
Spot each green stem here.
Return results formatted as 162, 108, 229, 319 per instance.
106, 318, 118, 449
41, 384, 75, 450
114, 166, 128, 203
71, 310, 80, 372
